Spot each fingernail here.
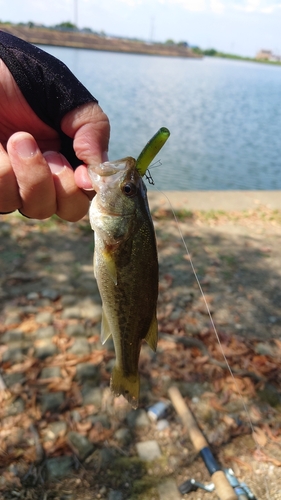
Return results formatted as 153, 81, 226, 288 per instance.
44, 152, 66, 175
15, 137, 38, 158
78, 165, 95, 190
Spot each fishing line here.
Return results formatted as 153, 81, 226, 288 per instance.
152, 187, 270, 499
136, 125, 268, 495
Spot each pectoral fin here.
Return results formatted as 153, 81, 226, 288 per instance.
145, 314, 158, 352
102, 249, 117, 285
101, 310, 112, 345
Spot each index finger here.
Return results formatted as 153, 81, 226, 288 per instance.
61, 102, 110, 167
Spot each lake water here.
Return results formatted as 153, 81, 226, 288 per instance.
40, 45, 281, 190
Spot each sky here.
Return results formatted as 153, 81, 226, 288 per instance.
1, 0, 281, 57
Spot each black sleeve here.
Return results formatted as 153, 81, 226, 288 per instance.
0, 30, 98, 168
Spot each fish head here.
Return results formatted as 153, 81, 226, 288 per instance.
88, 157, 146, 217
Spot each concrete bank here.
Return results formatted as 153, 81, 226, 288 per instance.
148, 191, 281, 211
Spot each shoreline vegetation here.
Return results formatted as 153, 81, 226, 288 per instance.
1, 21, 280, 66
0, 22, 200, 58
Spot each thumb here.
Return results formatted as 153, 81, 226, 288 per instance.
61, 102, 110, 188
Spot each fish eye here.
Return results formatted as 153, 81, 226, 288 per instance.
123, 182, 138, 197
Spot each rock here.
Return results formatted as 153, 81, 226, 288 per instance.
105, 360, 115, 375
136, 440, 162, 461
62, 307, 82, 319
81, 385, 102, 407
35, 311, 53, 324
86, 324, 102, 339
35, 251, 50, 263
43, 421, 67, 441
35, 342, 58, 360
99, 447, 116, 468
258, 384, 281, 407
77, 280, 100, 295
79, 302, 102, 322
67, 338, 90, 356
66, 324, 86, 337
41, 288, 60, 301
5, 397, 25, 416
157, 479, 181, 500
3, 372, 26, 388
156, 419, 170, 431
35, 326, 56, 339
61, 295, 77, 307
0, 330, 23, 344
2, 347, 25, 363
4, 312, 23, 325
108, 491, 123, 500
70, 410, 81, 422
177, 381, 210, 399
255, 342, 275, 357
45, 456, 73, 480
37, 298, 52, 307
39, 392, 65, 413
21, 305, 39, 314
126, 409, 150, 429
27, 291, 40, 300
40, 366, 61, 379
114, 428, 131, 444
170, 309, 182, 321
67, 431, 94, 460
89, 415, 111, 429
4, 307, 23, 325
215, 307, 231, 325
76, 362, 100, 383
184, 323, 203, 335
269, 315, 277, 324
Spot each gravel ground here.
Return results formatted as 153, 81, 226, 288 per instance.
0, 203, 281, 500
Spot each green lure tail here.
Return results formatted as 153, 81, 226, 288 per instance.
136, 127, 170, 176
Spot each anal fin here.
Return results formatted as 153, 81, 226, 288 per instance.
144, 314, 158, 352
101, 310, 112, 345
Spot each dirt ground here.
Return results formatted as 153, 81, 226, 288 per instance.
0, 205, 281, 500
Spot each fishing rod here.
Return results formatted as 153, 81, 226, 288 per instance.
168, 386, 255, 500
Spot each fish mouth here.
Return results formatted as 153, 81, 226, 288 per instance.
88, 158, 134, 182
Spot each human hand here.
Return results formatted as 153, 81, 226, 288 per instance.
0, 50, 110, 221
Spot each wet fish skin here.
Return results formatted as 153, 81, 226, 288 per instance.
88, 157, 158, 408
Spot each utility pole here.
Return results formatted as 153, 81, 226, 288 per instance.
74, 0, 78, 28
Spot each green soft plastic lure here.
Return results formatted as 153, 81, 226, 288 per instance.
136, 127, 170, 176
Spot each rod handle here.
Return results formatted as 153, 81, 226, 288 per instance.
168, 386, 208, 451
212, 471, 239, 500
168, 387, 238, 500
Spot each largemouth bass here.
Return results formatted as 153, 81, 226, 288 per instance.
88, 157, 158, 408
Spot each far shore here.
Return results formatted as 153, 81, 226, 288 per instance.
147, 190, 281, 211
0, 24, 200, 59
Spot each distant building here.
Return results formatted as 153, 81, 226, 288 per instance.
256, 49, 281, 62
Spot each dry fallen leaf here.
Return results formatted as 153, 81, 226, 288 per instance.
76, 421, 92, 434
252, 427, 268, 447
254, 448, 281, 467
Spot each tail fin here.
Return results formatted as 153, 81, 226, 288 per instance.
110, 366, 140, 409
